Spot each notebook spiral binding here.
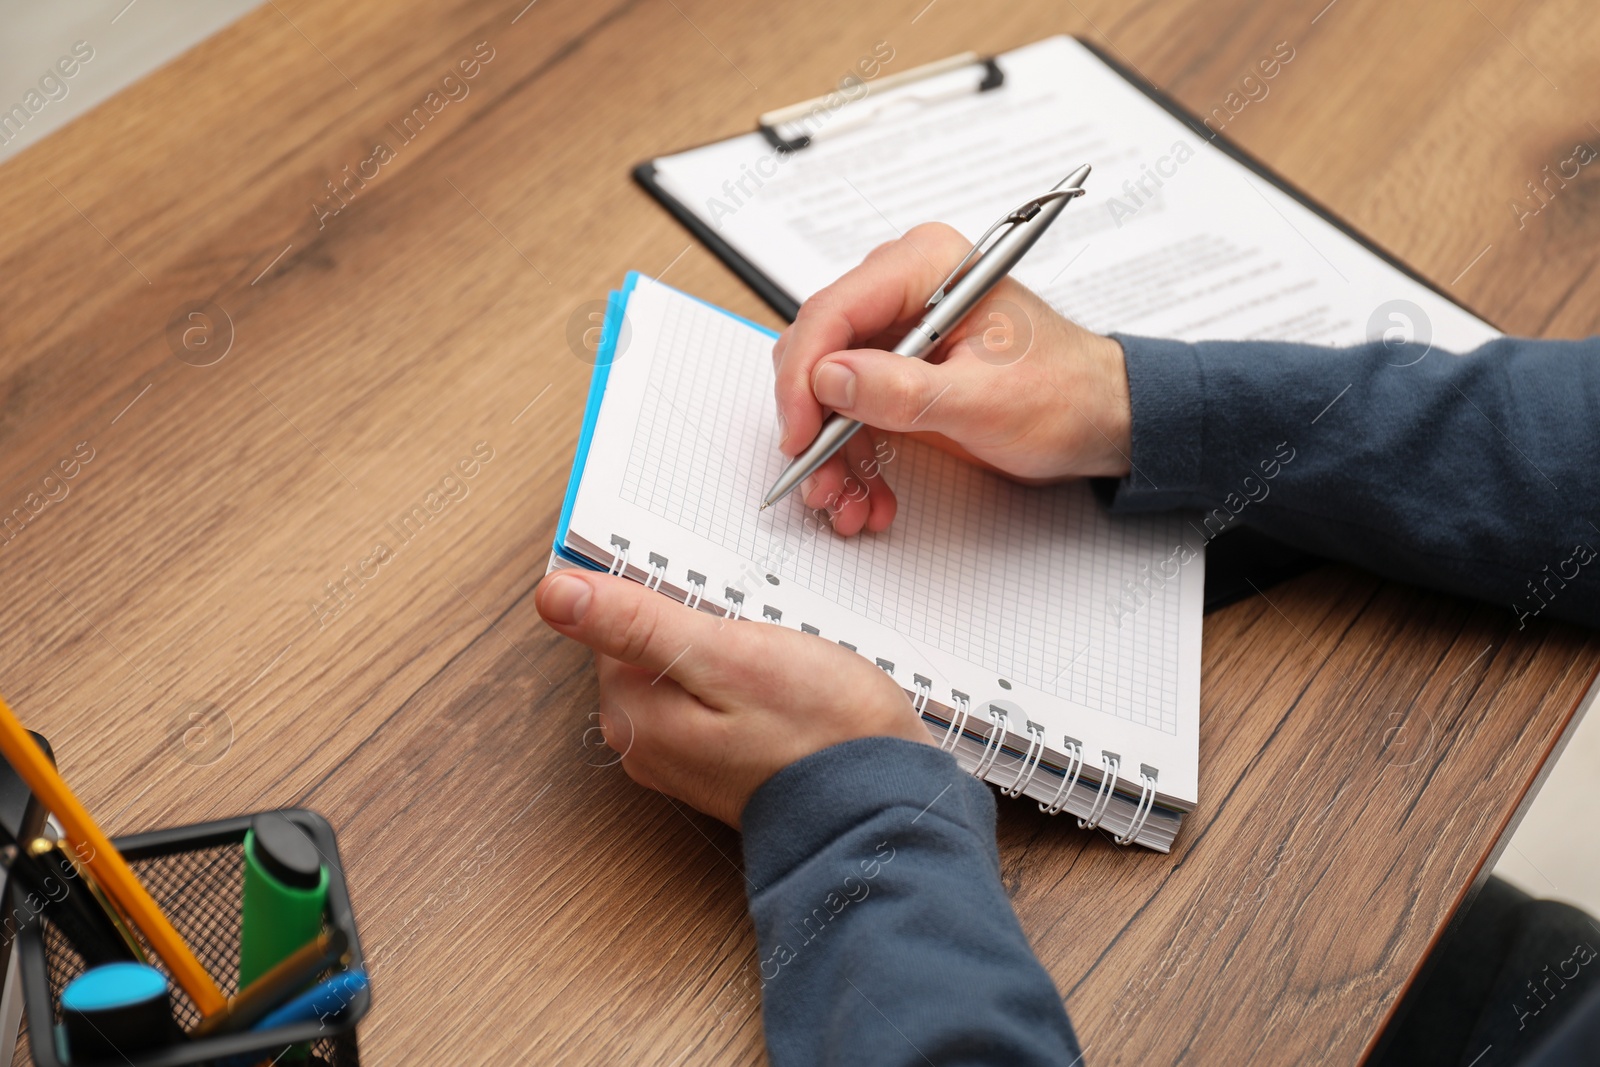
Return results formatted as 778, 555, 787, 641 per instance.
973, 708, 1008, 778
1039, 738, 1085, 816
999, 722, 1046, 798
1118, 765, 1160, 845
1080, 752, 1119, 831
595, 534, 1160, 845
938, 691, 971, 751
645, 552, 669, 590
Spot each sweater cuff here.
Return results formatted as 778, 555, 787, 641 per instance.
740, 737, 990, 891
1102, 333, 1207, 512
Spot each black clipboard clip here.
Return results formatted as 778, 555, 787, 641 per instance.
758, 52, 1005, 153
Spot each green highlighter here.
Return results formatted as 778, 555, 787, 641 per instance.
238, 812, 328, 989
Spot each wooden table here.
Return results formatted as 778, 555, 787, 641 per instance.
2, 0, 1597, 1062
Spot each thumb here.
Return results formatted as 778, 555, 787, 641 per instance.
810, 348, 986, 436
537, 570, 729, 688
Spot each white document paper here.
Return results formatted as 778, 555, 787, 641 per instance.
651, 36, 1499, 353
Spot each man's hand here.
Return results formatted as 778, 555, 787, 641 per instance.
537, 569, 932, 827
772, 222, 1134, 536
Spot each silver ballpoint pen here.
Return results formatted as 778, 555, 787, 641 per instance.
761, 164, 1091, 510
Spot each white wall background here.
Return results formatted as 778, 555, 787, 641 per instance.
0, 0, 263, 165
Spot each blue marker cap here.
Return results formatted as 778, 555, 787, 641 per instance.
61, 962, 175, 1058
61, 962, 166, 1012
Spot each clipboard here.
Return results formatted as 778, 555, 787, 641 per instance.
632, 38, 1497, 332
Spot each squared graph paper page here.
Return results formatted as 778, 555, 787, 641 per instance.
567, 277, 1202, 802
652, 36, 1500, 353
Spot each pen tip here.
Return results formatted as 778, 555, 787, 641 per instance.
1057, 164, 1092, 190
759, 502, 769, 511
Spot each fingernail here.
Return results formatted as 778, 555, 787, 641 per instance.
814, 362, 856, 410
776, 409, 788, 449
800, 475, 818, 503
541, 572, 592, 626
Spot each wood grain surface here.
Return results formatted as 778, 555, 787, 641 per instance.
2, 0, 1597, 1063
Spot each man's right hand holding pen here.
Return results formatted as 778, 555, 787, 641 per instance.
770, 221, 1134, 536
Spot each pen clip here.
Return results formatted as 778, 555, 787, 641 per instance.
925, 187, 1086, 308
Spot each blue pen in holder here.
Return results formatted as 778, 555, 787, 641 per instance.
13, 809, 369, 1066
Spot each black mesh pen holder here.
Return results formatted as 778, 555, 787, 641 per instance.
15, 808, 368, 1066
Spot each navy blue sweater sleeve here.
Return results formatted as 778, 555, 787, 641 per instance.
1103, 333, 1600, 628
741, 737, 1081, 1067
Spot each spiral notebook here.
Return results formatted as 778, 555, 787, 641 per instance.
550, 273, 1203, 851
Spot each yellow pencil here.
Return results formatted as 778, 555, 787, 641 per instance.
0, 694, 226, 1015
